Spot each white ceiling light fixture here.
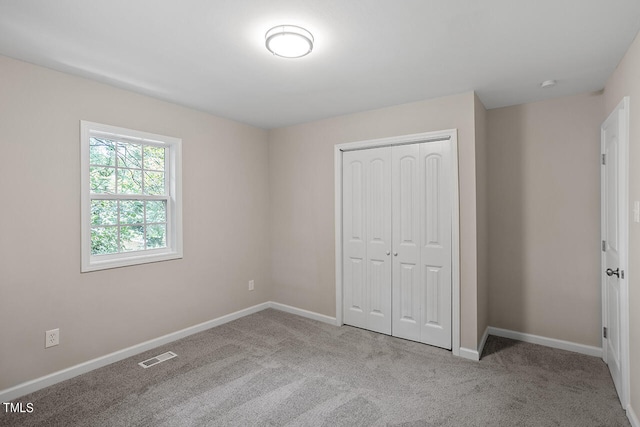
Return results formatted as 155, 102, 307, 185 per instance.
265, 25, 314, 58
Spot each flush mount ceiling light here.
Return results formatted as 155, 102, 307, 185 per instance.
265, 25, 314, 58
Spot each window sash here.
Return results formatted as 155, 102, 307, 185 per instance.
89, 138, 169, 197
90, 196, 171, 255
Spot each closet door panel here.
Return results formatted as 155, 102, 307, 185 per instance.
392, 144, 421, 341
343, 147, 392, 334
419, 141, 452, 349
343, 152, 367, 329
365, 149, 392, 334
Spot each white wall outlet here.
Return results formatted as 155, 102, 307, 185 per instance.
45, 328, 59, 348
248, 280, 254, 291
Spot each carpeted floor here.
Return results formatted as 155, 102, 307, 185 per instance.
0, 309, 629, 426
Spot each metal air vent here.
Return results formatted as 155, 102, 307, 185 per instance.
139, 351, 177, 368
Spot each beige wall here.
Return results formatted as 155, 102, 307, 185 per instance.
0, 56, 272, 390
268, 92, 481, 350
474, 94, 489, 345
604, 30, 640, 419
487, 92, 604, 346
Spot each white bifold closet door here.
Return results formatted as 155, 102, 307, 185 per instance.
342, 146, 393, 335
342, 140, 452, 349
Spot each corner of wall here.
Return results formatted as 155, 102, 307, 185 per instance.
473, 93, 490, 344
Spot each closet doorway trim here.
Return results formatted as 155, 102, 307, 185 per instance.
334, 129, 460, 357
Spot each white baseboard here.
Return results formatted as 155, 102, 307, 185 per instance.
487, 327, 602, 358
628, 404, 639, 427
0, 302, 278, 402
458, 347, 480, 361
457, 327, 489, 362
478, 326, 490, 359
269, 301, 337, 326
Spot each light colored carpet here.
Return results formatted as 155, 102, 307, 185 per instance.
0, 309, 629, 426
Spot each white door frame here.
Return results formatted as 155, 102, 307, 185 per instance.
601, 96, 630, 409
334, 129, 461, 357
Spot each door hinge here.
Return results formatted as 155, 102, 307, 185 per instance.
602, 154, 606, 165
602, 240, 606, 252
603, 327, 608, 339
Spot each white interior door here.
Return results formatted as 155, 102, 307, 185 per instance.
342, 147, 392, 334
391, 144, 422, 341
391, 141, 452, 348
418, 141, 452, 348
601, 98, 629, 407
344, 140, 453, 349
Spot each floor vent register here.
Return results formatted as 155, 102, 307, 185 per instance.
138, 351, 177, 368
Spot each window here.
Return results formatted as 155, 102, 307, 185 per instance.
81, 121, 182, 272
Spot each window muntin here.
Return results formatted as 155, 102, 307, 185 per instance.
81, 121, 182, 272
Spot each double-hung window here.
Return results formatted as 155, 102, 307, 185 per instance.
80, 121, 182, 272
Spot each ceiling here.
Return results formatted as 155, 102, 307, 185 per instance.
1, 1, 639, 129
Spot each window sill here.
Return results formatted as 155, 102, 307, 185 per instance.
81, 250, 183, 273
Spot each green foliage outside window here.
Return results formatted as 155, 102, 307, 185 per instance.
89, 137, 168, 255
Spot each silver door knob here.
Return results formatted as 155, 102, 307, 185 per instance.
394, 252, 398, 256
386, 251, 390, 256
606, 268, 620, 278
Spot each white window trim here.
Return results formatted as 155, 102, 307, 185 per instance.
80, 121, 183, 272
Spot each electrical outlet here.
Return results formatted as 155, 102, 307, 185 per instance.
45, 328, 59, 348
248, 280, 254, 291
